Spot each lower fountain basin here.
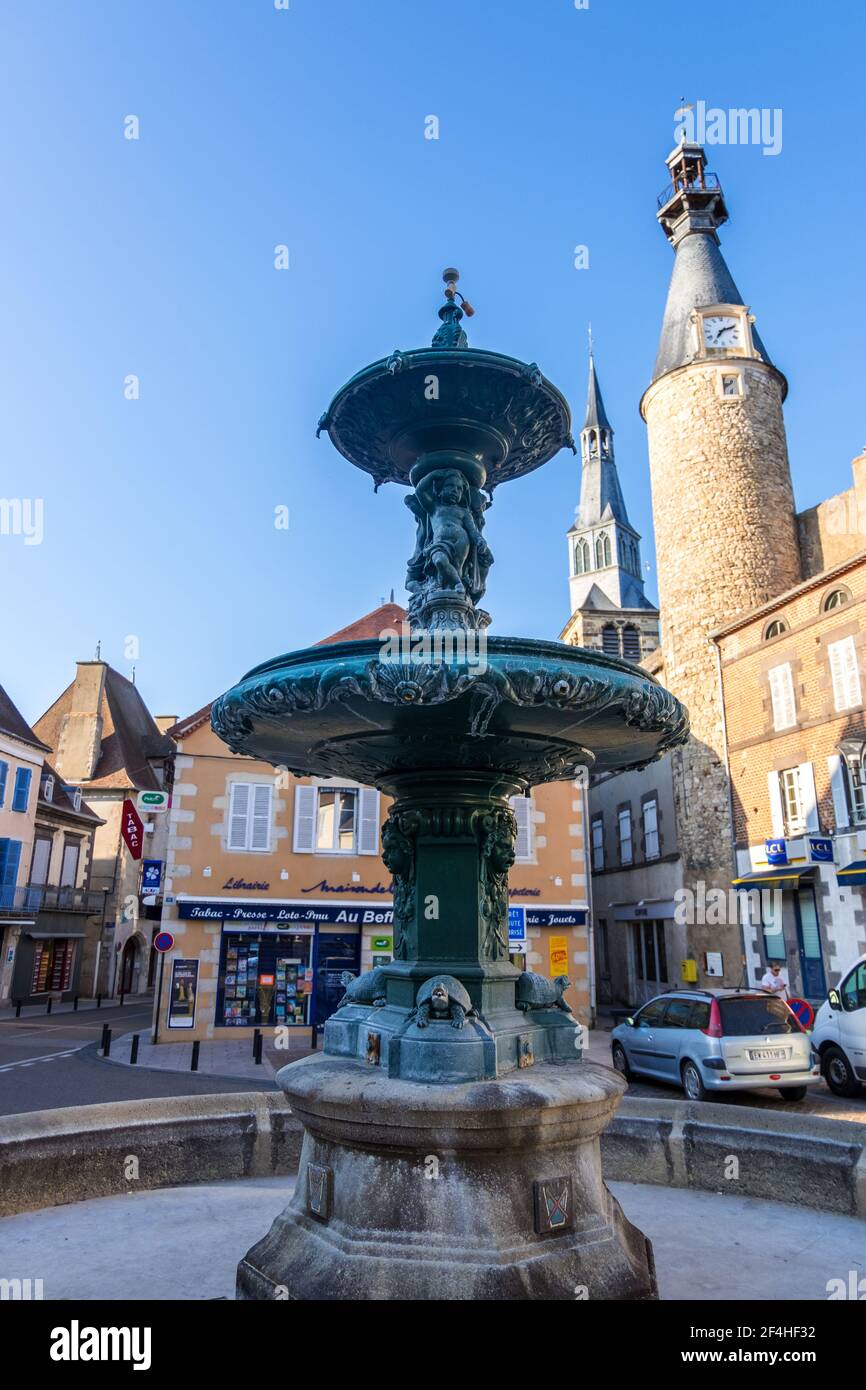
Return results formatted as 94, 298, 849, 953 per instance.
211, 636, 689, 789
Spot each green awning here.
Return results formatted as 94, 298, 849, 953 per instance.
732, 866, 816, 890
837, 860, 866, 883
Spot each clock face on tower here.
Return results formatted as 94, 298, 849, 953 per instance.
702, 314, 742, 351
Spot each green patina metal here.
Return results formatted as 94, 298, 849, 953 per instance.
212, 270, 690, 1084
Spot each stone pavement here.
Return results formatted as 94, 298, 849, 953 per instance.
102, 1030, 315, 1083
0, 992, 152, 1023
1, 1175, 862, 1301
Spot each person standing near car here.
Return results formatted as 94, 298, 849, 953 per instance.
759, 961, 789, 1001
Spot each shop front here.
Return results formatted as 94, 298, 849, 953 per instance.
12, 921, 85, 1005
174, 896, 393, 1035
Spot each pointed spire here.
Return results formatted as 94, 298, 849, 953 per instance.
584, 348, 612, 432
577, 350, 629, 528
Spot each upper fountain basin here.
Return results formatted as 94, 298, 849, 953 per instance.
317, 349, 575, 492
211, 637, 689, 791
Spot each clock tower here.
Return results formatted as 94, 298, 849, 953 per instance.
640, 142, 802, 982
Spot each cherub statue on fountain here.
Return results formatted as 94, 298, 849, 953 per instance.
405, 466, 493, 624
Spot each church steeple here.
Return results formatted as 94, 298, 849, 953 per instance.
579, 353, 630, 529
562, 350, 659, 661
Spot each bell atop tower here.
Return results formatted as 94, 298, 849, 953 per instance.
657, 141, 728, 247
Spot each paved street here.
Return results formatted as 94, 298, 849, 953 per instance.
0, 996, 278, 1117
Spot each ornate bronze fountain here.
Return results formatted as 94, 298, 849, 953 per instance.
213, 270, 688, 1300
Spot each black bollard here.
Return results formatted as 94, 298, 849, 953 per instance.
130, 1033, 140, 1064
191, 1040, 200, 1072
14, 1000, 21, 1018
46, 997, 52, 1014
97, 994, 102, 1009
119, 991, 125, 1008
311, 1025, 319, 1052
254, 1030, 263, 1065
100, 1023, 110, 1055
73, 996, 79, 1011
252, 1027, 261, 1059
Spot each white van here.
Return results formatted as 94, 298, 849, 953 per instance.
811, 953, 866, 1097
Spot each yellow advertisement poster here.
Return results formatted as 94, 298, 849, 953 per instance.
549, 935, 569, 976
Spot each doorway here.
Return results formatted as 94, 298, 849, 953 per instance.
120, 937, 140, 995
793, 886, 827, 1000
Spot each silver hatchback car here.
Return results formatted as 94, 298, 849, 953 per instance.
610, 989, 821, 1101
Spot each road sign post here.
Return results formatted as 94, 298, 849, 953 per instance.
151, 930, 175, 1045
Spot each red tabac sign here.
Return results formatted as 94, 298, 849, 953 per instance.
121, 799, 144, 860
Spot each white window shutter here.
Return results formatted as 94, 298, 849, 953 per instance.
228, 783, 250, 850
293, 785, 317, 853
357, 788, 380, 855
798, 762, 819, 832
828, 754, 850, 829
250, 784, 273, 851
769, 664, 796, 731
510, 795, 534, 862
767, 771, 785, 838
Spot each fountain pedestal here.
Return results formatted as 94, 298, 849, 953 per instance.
237, 1055, 656, 1301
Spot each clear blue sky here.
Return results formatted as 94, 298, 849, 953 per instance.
2, 0, 864, 727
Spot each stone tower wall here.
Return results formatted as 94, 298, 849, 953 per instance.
643, 359, 802, 980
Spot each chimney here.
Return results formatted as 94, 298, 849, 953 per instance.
55, 662, 107, 782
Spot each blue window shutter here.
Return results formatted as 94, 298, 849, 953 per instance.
12, 766, 32, 813
0, 761, 7, 806
0, 839, 22, 909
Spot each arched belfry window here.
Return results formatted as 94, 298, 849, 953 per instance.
622, 625, 641, 661
574, 537, 590, 575
601, 624, 620, 656
595, 532, 611, 568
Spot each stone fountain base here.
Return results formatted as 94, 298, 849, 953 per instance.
236, 1054, 657, 1301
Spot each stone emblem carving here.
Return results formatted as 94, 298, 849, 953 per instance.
307, 1163, 333, 1222
533, 1176, 574, 1235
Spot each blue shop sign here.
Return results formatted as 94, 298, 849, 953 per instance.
765, 838, 788, 867
178, 899, 393, 926
508, 906, 526, 943
808, 836, 834, 864
142, 860, 162, 892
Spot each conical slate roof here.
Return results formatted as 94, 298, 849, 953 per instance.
583, 353, 612, 431
653, 229, 772, 382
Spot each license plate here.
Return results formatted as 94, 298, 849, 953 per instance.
749, 1047, 791, 1062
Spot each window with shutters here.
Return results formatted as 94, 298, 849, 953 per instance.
643, 799, 660, 859
591, 815, 604, 872
227, 782, 273, 853
768, 663, 797, 731
601, 623, 619, 656
509, 795, 535, 863
828, 637, 862, 712
779, 768, 805, 835
618, 808, 633, 865
11, 766, 31, 813
293, 784, 380, 855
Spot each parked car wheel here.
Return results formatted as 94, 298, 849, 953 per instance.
822, 1045, 863, 1098
611, 1042, 631, 1080
778, 1085, 808, 1101
681, 1059, 707, 1102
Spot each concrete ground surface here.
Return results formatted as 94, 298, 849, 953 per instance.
0, 1176, 862, 1301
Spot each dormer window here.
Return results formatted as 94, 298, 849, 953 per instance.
823, 587, 851, 612
764, 619, 787, 641
41, 774, 55, 802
